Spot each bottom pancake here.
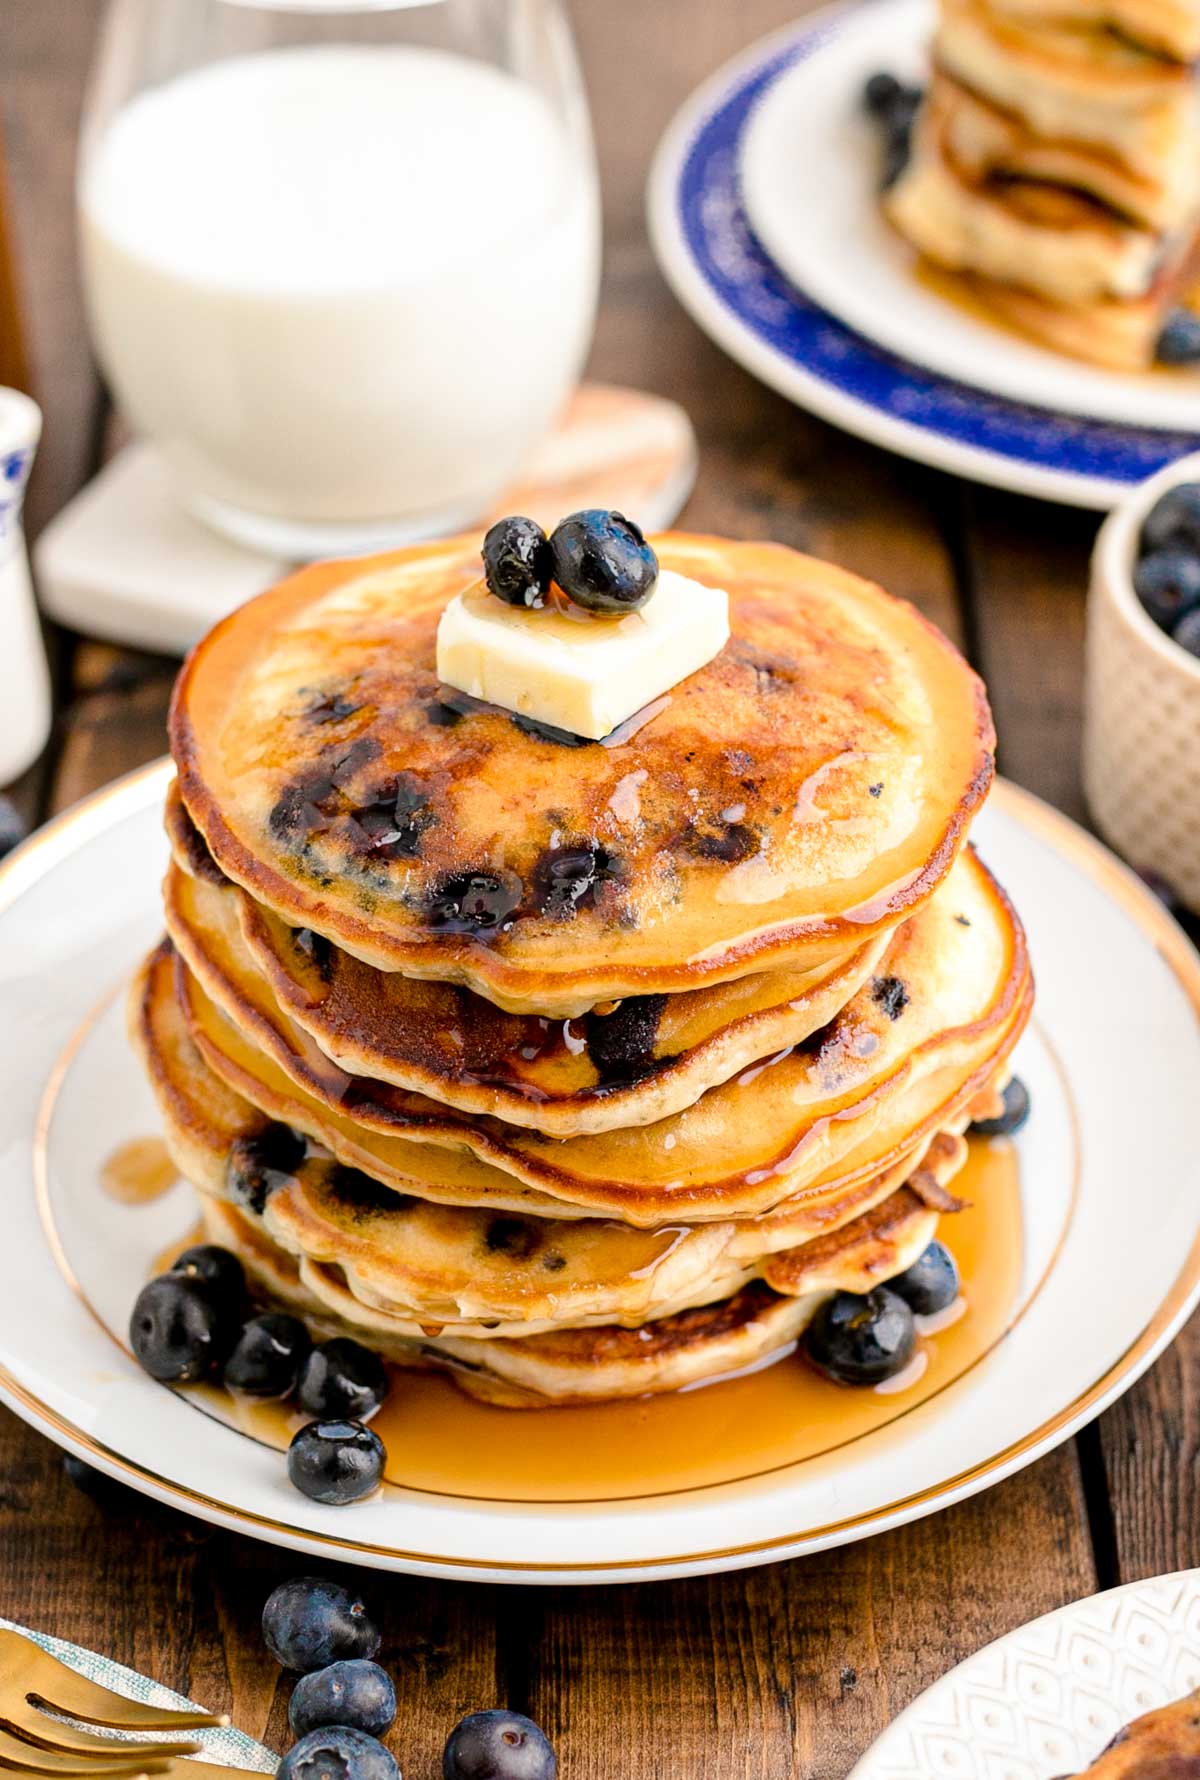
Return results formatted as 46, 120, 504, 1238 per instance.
199, 1194, 943, 1406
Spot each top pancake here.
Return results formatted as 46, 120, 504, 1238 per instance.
171, 533, 994, 1016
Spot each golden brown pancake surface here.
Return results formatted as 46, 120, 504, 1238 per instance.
170, 533, 994, 1015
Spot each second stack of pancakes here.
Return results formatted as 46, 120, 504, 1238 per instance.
134, 531, 1032, 1406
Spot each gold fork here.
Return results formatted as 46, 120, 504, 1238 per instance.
0, 1632, 244, 1780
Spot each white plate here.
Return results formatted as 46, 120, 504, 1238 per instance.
2, 762, 1200, 1583
849, 1569, 1200, 1780
740, 0, 1200, 433
646, 6, 1200, 508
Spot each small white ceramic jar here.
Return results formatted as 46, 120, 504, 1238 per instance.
0, 389, 51, 786
1084, 449, 1200, 908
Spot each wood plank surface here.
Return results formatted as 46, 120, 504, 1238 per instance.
0, 0, 1161, 1776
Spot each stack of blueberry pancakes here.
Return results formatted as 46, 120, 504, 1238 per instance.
132, 521, 1032, 1406
884, 0, 1200, 367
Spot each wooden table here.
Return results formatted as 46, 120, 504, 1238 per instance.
0, 3, 1185, 1776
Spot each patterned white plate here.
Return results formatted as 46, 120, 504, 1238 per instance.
849, 1570, 1200, 1780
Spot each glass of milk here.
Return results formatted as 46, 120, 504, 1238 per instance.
77, 0, 601, 556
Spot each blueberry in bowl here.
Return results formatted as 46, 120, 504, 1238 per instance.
262, 1576, 381, 1671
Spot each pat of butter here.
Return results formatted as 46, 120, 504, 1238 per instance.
435, 569, 730, 741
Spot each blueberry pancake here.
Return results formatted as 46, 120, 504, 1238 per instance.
164, 848, 1030, 1225
166, 786, 891, 1136
133, 940, 971, 1338
170, 534, 993, 1017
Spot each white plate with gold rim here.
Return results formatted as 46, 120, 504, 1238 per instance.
0, 758, 1198, 1584
849, 1569, 1200, 1780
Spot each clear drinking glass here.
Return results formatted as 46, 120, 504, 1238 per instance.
77, 0, 601, 556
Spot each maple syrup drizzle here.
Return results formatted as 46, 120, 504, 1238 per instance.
176, 1136, 1022, 1505
101, 1137, 178, 1205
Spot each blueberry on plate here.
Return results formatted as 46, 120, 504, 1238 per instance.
482, 516, 552, 610
129, 1275, 237, 1382
547, 510, 658, 614
862, 71, 903, 117
169, 1244, 246, 1315
970, 1075, 1030, 1138
805, 1287, 916, 1385
297, 1339, 389, 1421
1141, 482, 1200, 556
288, 1421, 386, 1506
0, 794, 28, 860
1156, 309, 1200, 366
278, 1725, 398, 1780
224, 1313, 312, 1399
443, 1710, 557, 1780
262, 1576, 381, 1672
1132, 549, 1200, 631
1173, 605, 1200, 659
888, 1241, 960, 1316
289, 1660, 397, 1739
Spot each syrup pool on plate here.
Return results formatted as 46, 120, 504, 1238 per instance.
179, 1136, 1023, 1505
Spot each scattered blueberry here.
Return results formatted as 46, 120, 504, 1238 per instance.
547, 510, 658, 614
888, 1241, 960, 1316
863, 76, 922, 189
288, 1421, 386, 1507
970, 1075, 1031, 1138
62, 1454, 136, 1511
482, 517, 552, 609
225, 1313, 312, 1399
262, 1577, 381, 1672
278, 1725, 398, 1780
169, 1244, 245, 1314
806, 1287, 916, 1385
0, 794, 28, 860
1156, 309, 1200, 366
128, 1275, 237, 1382
297, 1340, 389, 1421
227, 1124, 307, 1216
443, 1710, 557, 1780
289, 1661, 397, 1740
1174, 605, 1200, 658
1141, 482, 1200, 556
425, 870, 523, 935
1132, 549, 1200, 630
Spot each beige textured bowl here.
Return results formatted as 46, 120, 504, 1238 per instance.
1085, 449, 1200, 909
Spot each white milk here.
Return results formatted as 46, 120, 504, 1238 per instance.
79, 45, 600, 547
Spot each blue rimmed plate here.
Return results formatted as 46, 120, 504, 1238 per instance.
646, 3, 1200, 509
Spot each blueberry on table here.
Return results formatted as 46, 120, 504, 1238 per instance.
970, 1075, 1030, 1138
1132, 549, 1200, 631
224, 1313, 312, 1399
1173, 606, 1200, 658
1156, 309, 1200, 365
482, 516, 552, 609
129, 1275, 237, 1382
262, 1576, 381, 1671
888, 1241, 960, 1316
547, 510, 658, 613
443, 1710, 557, 1780
278, 1725, 398, 1780
169, 1243, 246, 1315
1141, 482, 1200, 556
805, 1287, 916, 1385
297, 1339, 389, 1421
288, 1421, 386, 1506
289, 1660, 396, 1739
